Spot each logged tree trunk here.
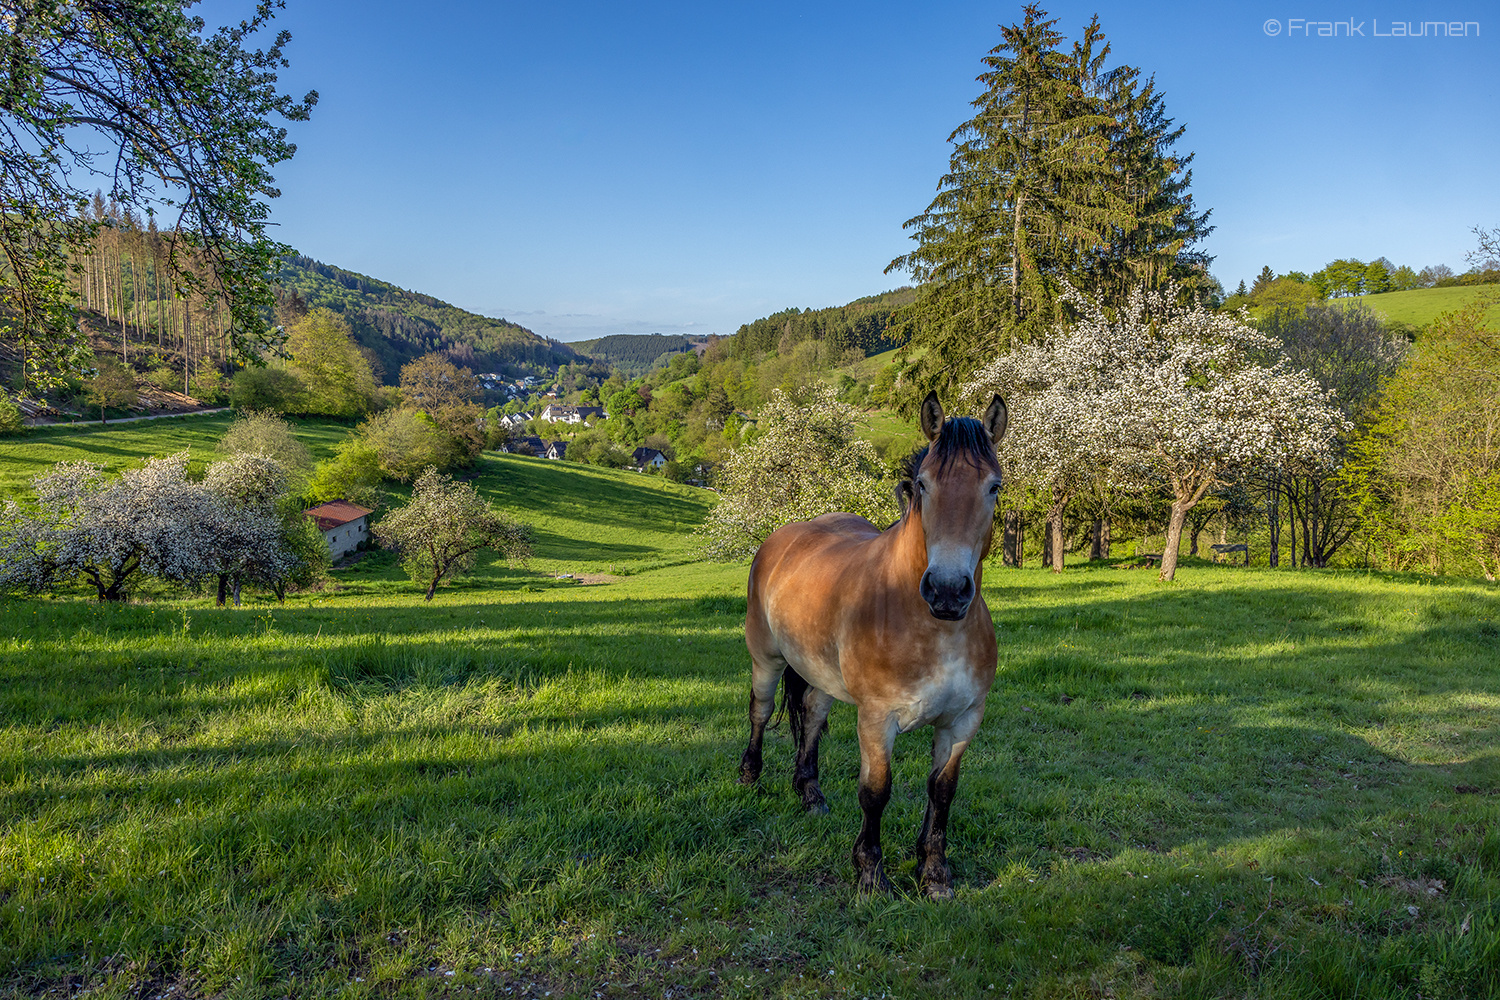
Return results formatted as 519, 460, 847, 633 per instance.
1159, 501, 1189, 582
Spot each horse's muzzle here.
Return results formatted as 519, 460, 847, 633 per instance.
920, 570, 974, 621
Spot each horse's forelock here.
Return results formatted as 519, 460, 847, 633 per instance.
895, 417, 999, 521
925, 416, 1000, 476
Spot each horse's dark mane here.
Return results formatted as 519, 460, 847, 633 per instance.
893, 416, 1000, 523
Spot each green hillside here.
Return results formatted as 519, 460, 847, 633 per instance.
726, 286, 915, 359
567, 333, 695, 377
278, 256, 581, 381
1346, 285, 1500, 327
0, 416, 713, 577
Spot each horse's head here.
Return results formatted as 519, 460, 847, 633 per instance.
899, 391, 1008, 621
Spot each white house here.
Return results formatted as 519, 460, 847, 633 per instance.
631, 447, 667, 472
500, 411, 534, 429
545, 440, 568, 460
304, 500, 374, 558
539, 403, 606, 424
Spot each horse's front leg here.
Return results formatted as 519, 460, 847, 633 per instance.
852, 709, 898, 895
914, 703, 985, 899
738, 655, 783, 784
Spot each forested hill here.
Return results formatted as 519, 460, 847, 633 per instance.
277, 256, 579, 382
568, 333, 695, 376
726, 287, 916, 359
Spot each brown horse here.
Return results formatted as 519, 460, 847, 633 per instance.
738, 392, 1008, 897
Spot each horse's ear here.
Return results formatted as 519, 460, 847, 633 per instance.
982, 394, 1008, 445
919, 391, 944, 441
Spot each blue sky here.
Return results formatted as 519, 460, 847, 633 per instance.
245, 1, 1499, 341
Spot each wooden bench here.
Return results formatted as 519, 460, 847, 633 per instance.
1210, 543, 1250, 566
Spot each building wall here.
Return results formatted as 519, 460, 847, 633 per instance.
323, 516, 369, 558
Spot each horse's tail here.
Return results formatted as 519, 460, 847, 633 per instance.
774, 666, 826, 753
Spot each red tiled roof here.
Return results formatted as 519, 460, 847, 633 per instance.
304, 500, 374, 532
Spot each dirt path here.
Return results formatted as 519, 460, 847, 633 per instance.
32, 407, 229, 427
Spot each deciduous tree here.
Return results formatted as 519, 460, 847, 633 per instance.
374, 467, 532, 600
698, 384, 897, 561
0, 0, 316, 389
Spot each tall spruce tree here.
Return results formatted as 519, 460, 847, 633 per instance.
886, 5, 1211, 404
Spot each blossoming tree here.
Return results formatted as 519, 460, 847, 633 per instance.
698, 384, 898, 561
375, 467, 533, 601
966, 286, 1348, 580
1, 453, 221, 600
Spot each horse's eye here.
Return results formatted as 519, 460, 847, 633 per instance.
988, 483, 1000, 495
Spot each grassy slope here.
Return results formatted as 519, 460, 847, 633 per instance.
2, 422, 1499, 999
0, 415, 351, 496
1347, 285, 1500, 326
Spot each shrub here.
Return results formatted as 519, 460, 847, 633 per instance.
308, 435, 383, 506
217, 410, 313, 481
0, 394, 23, 435
359, 408, 448, 482
229, 366, 305, 412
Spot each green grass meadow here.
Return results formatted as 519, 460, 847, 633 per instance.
2, 420, 1499, 999
1347, 286, 1500, 328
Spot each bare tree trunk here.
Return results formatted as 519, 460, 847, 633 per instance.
216, 574, 228, 607
1267, 472, 1281, 568
1047, 489, 1068, 573
1089, 518, 1103, 560
1159, 500, 1189, 582
1002, 510, 1022, 567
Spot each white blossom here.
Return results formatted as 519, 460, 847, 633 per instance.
698, 384, 898, 562
964, 285, 1349, 579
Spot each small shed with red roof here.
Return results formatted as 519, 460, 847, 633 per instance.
304, 500, 374, 558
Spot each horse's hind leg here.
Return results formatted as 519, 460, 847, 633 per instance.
914, 704, 985, 899
738, 652, 784, 785
792, 686, 834, 814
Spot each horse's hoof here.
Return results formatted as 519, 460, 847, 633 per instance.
856, 869, 893, 896
923, 881, 955, 901
802, 790, 829, 815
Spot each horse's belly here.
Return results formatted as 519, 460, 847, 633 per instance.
780, 647, 857, 705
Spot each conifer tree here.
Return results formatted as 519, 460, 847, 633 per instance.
886, 5, 1210, 404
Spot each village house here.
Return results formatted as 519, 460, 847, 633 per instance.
539, 403, 606, 425
500, 411, 534, 429
545, 440, 568, 460
631, 447, 667, 472
304, 500, 374, 559
504, 435, 547, 456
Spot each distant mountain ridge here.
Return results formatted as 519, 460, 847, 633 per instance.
277, 256, 579, 383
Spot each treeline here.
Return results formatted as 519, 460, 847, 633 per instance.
1227, 256, 1500, 309
277, 256, 578, 381
721, 288, 914, 363
570, 334, 694, 376
60, 195, 238, 396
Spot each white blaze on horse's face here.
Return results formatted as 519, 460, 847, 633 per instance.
915, 393, 1009, 622
914, 457, 1001, 620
